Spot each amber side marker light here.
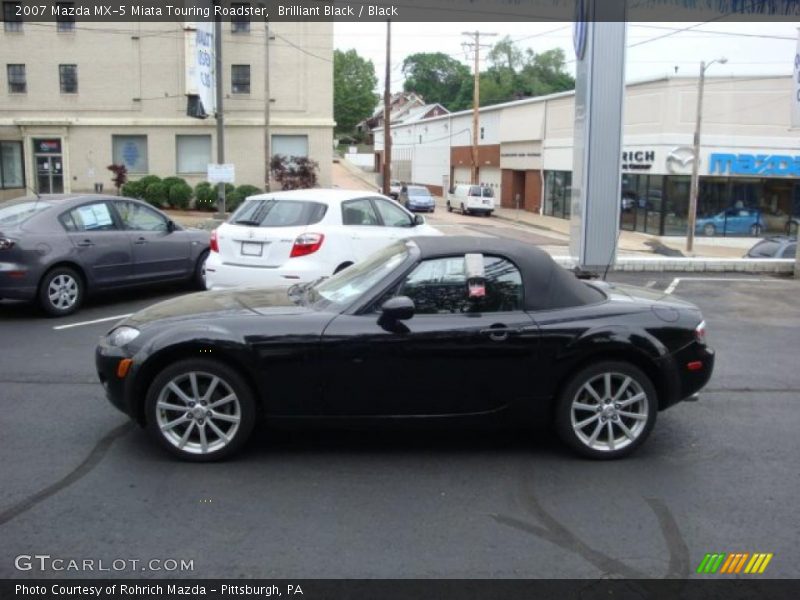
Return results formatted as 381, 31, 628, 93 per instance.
117, 358, 133, 379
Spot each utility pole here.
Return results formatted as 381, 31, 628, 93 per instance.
686, 57, 726, 253
214, 14, 225, 218
462, 31, 496, 185
382, 21, 392, 196
264, 21, 271, 192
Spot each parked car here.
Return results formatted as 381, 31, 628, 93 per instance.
695, 207, 765, 237
447, 184, 495, 216
762, 211, 799, 236
97, 236, 713, 461
0, 194, 209, 316
744, 236, 797, 259
388, 180, 403, 200
204, 189, 441, 291
400, 185, 436, 213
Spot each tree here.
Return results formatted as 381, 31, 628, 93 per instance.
270, 155, 319, 190
106, 164, 127, 195
402, 52, 471, 111
334, 49, 379, 135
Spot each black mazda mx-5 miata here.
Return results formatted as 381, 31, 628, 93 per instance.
96, 236, 714, 461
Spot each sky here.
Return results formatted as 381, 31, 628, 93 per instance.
333, 21, 799, 93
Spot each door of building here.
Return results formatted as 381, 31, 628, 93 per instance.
33, 138, 64, 194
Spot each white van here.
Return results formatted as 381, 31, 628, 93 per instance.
447, 184, 495, 216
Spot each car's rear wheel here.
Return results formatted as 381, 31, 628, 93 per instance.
703, 223, 716, 237
145, 359, 256, 461
461, 202, 469, 216
555, 361, 657, 459
39, 266, 84, 317
193, 250, 209, 290
446, 201, 453, 213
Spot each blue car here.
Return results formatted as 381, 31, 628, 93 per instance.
696, 207, 765, 237
400, 185, 436, 213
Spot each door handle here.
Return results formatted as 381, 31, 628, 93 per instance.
76, 240, 94, 247
134, 237, 148, 245
480, 327, 515, 342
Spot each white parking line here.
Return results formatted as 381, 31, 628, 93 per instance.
663, 277, 793, 295
53, 314, 132, 331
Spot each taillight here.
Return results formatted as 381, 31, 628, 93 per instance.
290, 233, 324, 258
694, 320, 707, 345
0, 237, 14, 250
210, 229, 219, 253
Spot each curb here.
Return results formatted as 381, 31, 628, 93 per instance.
551, 255, 796, 274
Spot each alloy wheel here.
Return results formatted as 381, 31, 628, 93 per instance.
155, 371, 241, 455
569, 372, 649, 453
47, 274, 79, 310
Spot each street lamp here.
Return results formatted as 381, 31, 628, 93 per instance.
686, 57, 728, 253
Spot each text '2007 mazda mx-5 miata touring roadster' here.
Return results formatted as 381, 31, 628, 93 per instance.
96, 236, 714, 461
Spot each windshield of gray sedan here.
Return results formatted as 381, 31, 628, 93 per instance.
311, 243, 409, 306
0, 199, 53, 226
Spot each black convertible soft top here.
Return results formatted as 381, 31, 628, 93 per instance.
410, 236, 604, 311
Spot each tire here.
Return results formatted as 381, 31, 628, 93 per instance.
193, 250, 209, 290
703, 223, 716, 237
447, 202, 452, 213
145, 358, 257, 462
554, 361, 657, 460
461, 203, 470, 216
38, 266, 84, 317
749, 224, 763, 237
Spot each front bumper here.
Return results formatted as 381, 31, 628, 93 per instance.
96, 342, 138, 419
205, 253, 328, 291
407, 202, 435, 212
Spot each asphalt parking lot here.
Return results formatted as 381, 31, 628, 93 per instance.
1, 224, 798, 579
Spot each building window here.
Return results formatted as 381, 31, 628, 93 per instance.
480, 127, 485, 140
0, 141, 25, 189
231, 3, 250, 33
59, 64, 78, 94
543, 170, 572, 219
6, 64, 26, 93
3, 2, 22, 32
112, 135, 148, 174
176, 135, 212, 174
231, 64, 250, 94
271, 135, 309, 160
56, 2, 76, 32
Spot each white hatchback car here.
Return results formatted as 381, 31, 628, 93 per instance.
205, 189, 441, 290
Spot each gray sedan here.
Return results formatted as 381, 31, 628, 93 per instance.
0, 194, 210, 316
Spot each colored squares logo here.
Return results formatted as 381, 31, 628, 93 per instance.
696, 553, 773, 575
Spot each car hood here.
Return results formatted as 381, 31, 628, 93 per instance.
123, 288, 311, 328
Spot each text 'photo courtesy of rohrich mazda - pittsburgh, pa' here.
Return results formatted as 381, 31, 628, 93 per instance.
1, 2, 800, 599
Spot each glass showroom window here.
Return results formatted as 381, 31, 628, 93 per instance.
176, 135, 212, 174
112, 135, 148, 174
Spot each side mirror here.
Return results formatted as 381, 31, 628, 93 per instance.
166, 219, 176, 233
380, 296, 415, 321
413, 214, 425, 226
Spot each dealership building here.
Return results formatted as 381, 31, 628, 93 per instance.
374, 74, 798, 236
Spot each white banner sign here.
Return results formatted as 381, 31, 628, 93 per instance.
208, 164, 235, 184
195, 21, 216, 115
793, 29, 800, 128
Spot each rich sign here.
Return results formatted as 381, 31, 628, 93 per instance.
709, 153, 800, 176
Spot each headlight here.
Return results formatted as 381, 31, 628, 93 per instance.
108, 326, 140, 347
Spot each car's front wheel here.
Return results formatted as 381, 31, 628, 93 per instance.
555, 361, 657, 459
145, 359, 257, 461
750, 224, 763, 236
39, 266, 84, 316
703, 223, 716, 237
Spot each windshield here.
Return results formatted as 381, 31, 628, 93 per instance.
310, 242, 409, 307
0, 199, 52, 227
230, 199, 327, 227
408, 188, 431, 197
482, 187, 494, 198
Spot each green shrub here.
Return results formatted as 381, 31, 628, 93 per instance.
121, 180, 144, 199
143, 181, 169, 208
168, 182, 193, 210
137, 175, 162, 189
162, 176, 185, 190
194, 182, 216, 211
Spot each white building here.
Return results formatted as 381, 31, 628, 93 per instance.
0, 18, 334, 202
375, 75, 799, 236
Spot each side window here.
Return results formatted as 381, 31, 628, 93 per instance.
116, 201, 167, 232
62, 202, 117, 232
374, 198, 413, 227
782, 243, 797, 259
391, 255, 523, 315
341, 198, 380, 226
